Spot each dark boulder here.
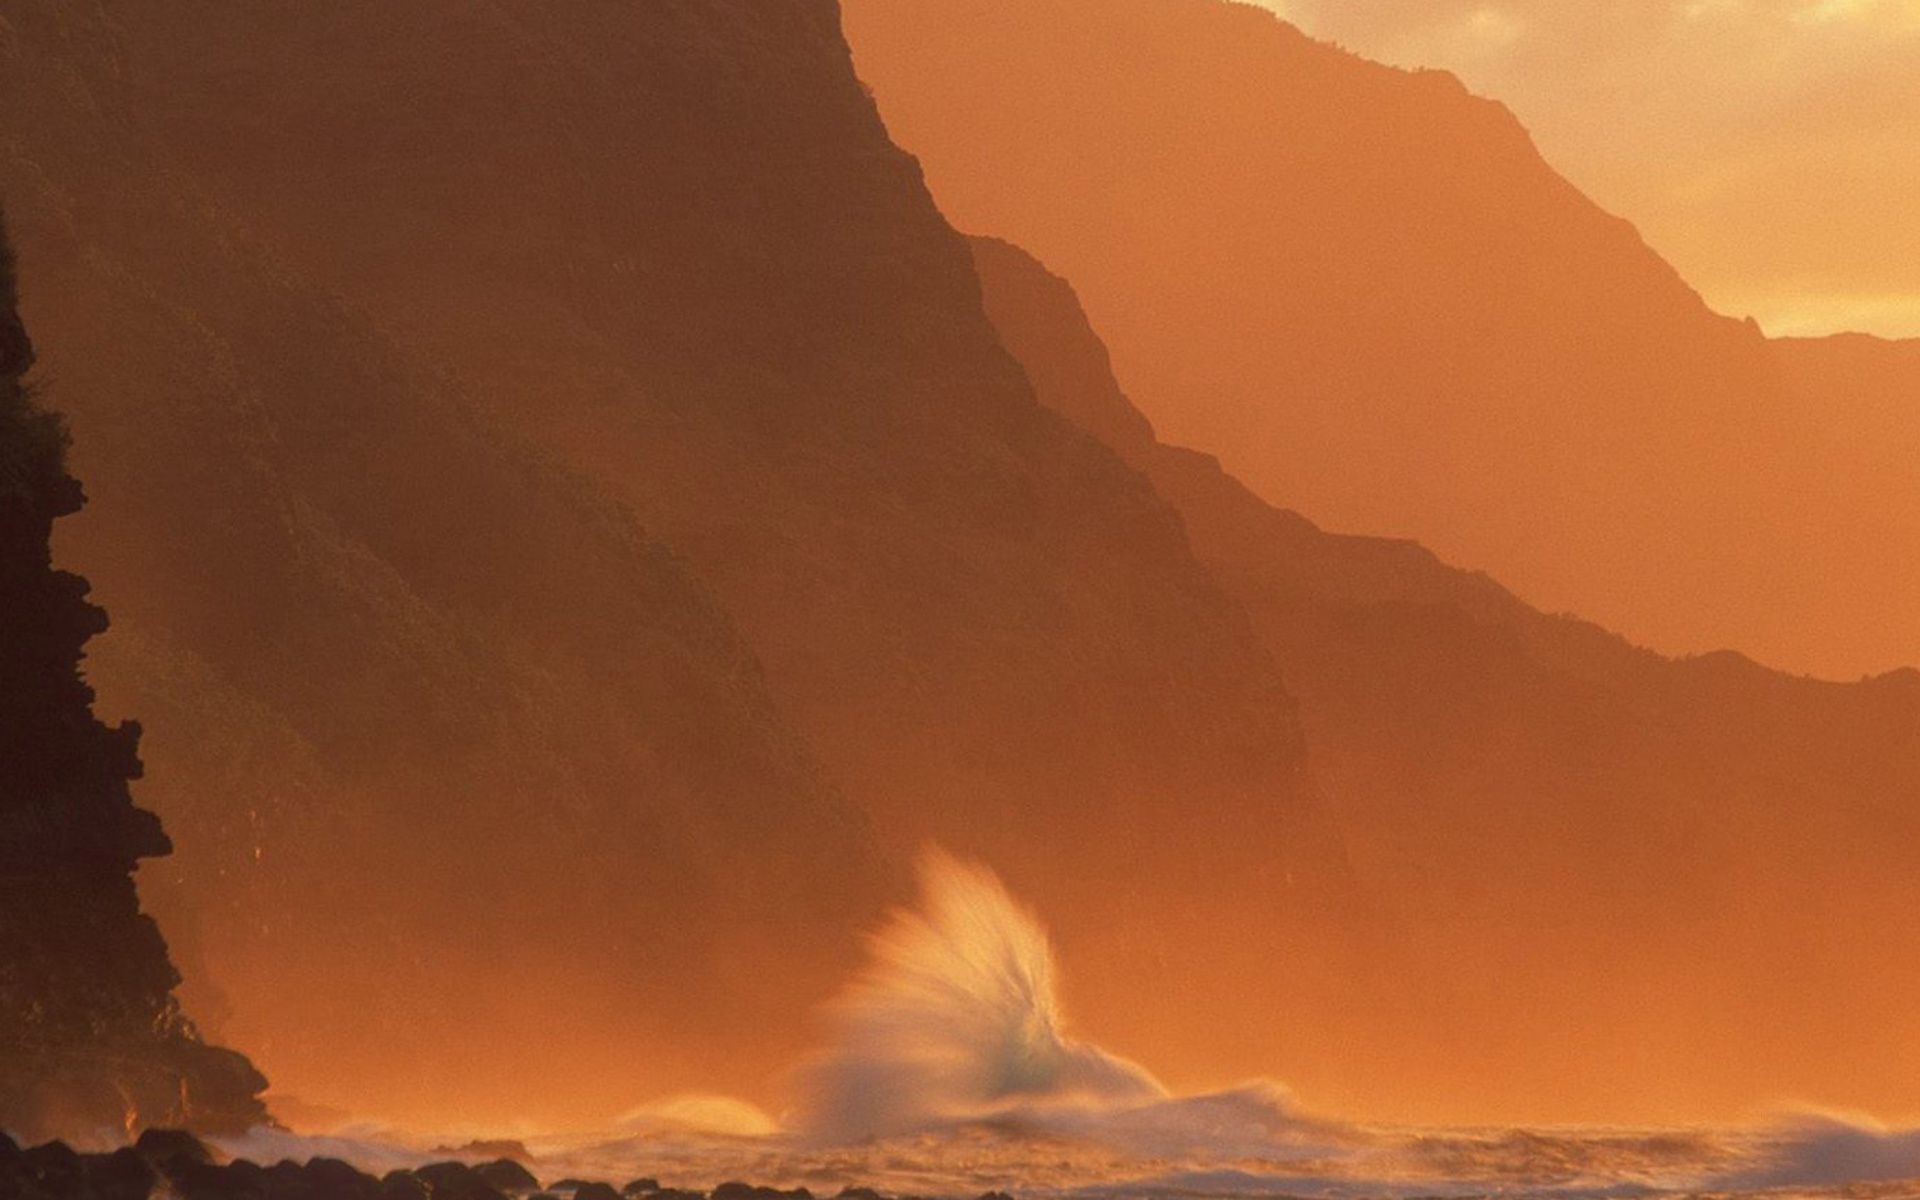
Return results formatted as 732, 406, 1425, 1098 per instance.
222, 1159, 271, 1190
164, 1159, 268, 1200
712, 1184, 808, 1200
472, 1159, 540, 1193
263, 1157, 324, 1200
380, 1169, 432, 1200
136, 1128, 216, 1170
21, 1141, 86, 1194
414, 1160, 508, 1200
87, 1147, 160, 1200
303, 1156, 382, 1200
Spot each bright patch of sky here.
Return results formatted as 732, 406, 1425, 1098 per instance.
1244, 0, 1920, 337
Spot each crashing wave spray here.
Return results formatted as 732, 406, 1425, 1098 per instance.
798, 847, 1165, 1140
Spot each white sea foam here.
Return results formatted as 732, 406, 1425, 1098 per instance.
1721, 1110, 1920, 1188
190, 851, 1920, 1199
795, 847, 1165, 1142
209, 1123, 445, 1177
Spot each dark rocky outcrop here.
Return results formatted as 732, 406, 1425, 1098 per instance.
971, 233, 1920, 1121
413, 1161, 512, 1200
0, 209, 267, 1141
2, 1138, 961, 1200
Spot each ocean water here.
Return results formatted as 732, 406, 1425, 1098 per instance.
217, 1104, 1920, 1200
214, 853, 1920, 1200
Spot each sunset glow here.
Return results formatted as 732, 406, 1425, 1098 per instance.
4, 2, 1920, 1198
1263, 0, 1920, 337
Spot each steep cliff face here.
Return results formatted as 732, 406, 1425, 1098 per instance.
972, 235, 1920, 1122
0, 209, 268, 1142
5, 0, 1346, 1113
842, 0, 1920, 680
1, 0, 888, 1125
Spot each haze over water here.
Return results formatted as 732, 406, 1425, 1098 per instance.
218, 854, 1920, 1200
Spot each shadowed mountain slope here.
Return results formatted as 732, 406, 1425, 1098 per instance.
1, 0, 890, 1128
972, 234, 1920, 1123
842, 0, 1920, 679
4, 0, 1348, 1115
0, 207, 268, 1141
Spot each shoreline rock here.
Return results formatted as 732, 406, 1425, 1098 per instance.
0, 1130, 1015, 1200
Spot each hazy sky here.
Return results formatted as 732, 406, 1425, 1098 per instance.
1262, 0, 1920, 337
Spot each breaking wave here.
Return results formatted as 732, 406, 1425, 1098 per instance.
201, 852, 1920, 1198
1718, 1111, 1920, 1188
796, 848, 1166, 1141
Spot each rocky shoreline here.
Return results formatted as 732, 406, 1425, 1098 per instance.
0, 1129, 1018, 1200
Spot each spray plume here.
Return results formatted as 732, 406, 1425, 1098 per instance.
798, 847, 1164, 1140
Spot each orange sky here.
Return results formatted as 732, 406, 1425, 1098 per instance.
1260, 0, 1920, 338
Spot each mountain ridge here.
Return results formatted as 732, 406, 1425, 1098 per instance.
2, 0, 894, 1127
842, 0, 1920, 679
5, 0, 1352, 1125
970, 232, 1920, 1122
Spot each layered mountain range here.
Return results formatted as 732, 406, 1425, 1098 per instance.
0, 0, 1342, 1127
840, 0, 1920, 680
2, 0, 1915, 1135
970, 235, 1920, 1120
